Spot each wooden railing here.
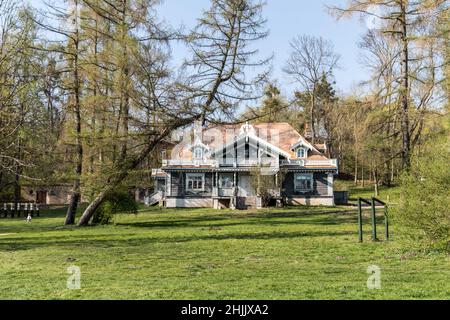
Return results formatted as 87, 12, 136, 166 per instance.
280, 159, 337, 167
212, 187, 235, 197
163, 158, 279, 168
161, 158, 337, 168
162, 159, 218, 167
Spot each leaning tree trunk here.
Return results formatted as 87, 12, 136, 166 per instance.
77, 116, 197, 226
77, 144, 150, 226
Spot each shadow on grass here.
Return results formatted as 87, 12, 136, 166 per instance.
0, 228, 356, 252
0, 207, 380, 252
116, 209, 361, 229
118, 215, 361, 230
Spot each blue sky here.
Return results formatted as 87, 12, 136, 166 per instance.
28, 0, 370, 96
157, 0, 370, 96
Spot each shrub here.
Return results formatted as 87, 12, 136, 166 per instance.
92, 190, 138, 225
393, 139, 450, 251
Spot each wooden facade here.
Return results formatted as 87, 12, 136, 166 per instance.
152, 123, 338, 209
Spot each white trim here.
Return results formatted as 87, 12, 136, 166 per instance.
166, 173, 172, 196
193, 147, 204, 160
295, 147, 307, 159
290, 137, 317, 153
186, 173, 205, 191
212, 134, 291, 159
327, 173, 334, 196
189, 136, 210, 159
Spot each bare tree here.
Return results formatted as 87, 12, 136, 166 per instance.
328, 0, 448, 168
283, 35, 339, 143
0, 1, 52, 205
179, 0, 271, 125
77, 0, 271, 225
0, 0, 28, 180
32, 0, 86, 225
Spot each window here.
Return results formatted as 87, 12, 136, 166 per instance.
220, 174, 233, 188
186, 173, 205, 191
193, 147, 203, 160
296, 147, 307, 159
294, 173, 313, 191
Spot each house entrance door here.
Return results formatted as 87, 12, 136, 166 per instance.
238, 174, 255, 197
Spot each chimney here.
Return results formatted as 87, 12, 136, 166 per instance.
304, 123, 312, 140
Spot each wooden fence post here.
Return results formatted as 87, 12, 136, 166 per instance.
371, 198, 378, 241
358, 198, 363, 243
384, 205, 389, 241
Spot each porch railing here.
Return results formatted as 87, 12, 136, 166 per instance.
162, 159, 218, 167
162, 158, 280, 168
212, 187, 236, 197
161, 158, 337, 168
280, 159, 337, 167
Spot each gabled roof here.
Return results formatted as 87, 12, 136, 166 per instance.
291, 137, 315, 151
170, 122, 328, 161
211, 131, 292, 159
189, 136, 210, 152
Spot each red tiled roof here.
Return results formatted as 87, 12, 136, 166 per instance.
171, 122, 328, 160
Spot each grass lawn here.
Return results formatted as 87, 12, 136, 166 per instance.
0, 205, 449, 300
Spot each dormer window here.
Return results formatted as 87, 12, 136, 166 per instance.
291, 138, 313, 159
193, 147, 203, 160
296, 147, 307, 159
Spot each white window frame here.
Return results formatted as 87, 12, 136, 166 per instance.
186, 173, 205, 191
296, 147, 307, 159
294, 173, 313, 192
193, 147, 204, 160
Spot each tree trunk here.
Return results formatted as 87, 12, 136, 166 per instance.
14, 161, 21, 212
373, 167, 379, 197
399, 2, 411, 169
390, 158, 394, 183
361, 162, 365, 188
310, 88, 316, 143
77, 116, 197, 226
77, 189, 107, 226
65, 10, 83, 225
119, 3, 129, 162
14, 113, 23, 212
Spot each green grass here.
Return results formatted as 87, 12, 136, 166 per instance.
0, 205, 449, 299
